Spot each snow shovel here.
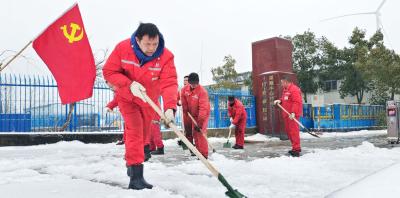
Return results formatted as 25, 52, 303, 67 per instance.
187, 112, 216, 153
223, 128, 233, 148
275, 103, 320, 138
141, 90, 246, 198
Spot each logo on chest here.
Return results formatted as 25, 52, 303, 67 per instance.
284, 93, 290, 100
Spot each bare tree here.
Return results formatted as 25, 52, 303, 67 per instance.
0, 49, 34, 72
94, 49, 109, 78
0, 50, 12, 59
58, 103, 76, 131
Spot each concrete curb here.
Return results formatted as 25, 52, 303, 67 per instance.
0, 127, 258, 146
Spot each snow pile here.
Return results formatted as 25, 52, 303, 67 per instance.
163, 133, 280, 145
244, 133, 280, 142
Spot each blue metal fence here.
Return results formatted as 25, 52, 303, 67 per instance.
309, 104, 385, 130
0, 74, 256, 132
0, 73, 119, 132
208, 91, 256, 128
0, 73, 384, 133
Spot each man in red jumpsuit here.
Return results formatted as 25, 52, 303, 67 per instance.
103, 23, 178, 190
177, 75, 193, 147
181, 73, 210, 159
105, 81, 119, 112
228, 96, 247, 149
274, 76, 303, 157
104, 81, 125, 145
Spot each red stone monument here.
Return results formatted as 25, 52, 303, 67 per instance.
252, 37, 297, 139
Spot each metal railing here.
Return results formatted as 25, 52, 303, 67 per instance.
0, 74, 256, 132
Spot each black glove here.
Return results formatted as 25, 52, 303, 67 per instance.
194, 125, 201, 132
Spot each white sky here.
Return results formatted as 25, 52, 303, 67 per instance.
1, 0, 399, 85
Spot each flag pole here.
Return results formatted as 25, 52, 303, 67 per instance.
0, 40, 33, 73
0, 2, 78, 73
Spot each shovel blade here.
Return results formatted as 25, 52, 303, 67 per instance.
223, 142, 232, 148
182, 142, 189, 150
225, 189, 247, 198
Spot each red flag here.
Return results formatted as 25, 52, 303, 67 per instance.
33, 4, 95, 104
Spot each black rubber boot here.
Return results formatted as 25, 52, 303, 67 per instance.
128, 164, 153, 190
151, 147, 164, 155
144, 145, 151, 162
288, 149, 302, 155
289, 150, 300, 157
177, 140, 183, 146
232, 144, 244, 149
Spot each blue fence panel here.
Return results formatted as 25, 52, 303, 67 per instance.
0, 113, 31, 132
313, 105, 335, 129
339, 105, 350, 128
0, 74, 123, 132
208, 91, 256, 128
299, 104, 313, 130
209, 91, 256, 128
309, 103, 385, 131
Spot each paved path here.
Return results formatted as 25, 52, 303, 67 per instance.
149, 133, 398, 165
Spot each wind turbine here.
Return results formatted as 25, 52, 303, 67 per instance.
321, 0, 386, 31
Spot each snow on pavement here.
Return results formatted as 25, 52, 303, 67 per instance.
299, 129, 387, 139
207, 129, 386, 144
328, 161, 400, 198
0, 130, 399, 198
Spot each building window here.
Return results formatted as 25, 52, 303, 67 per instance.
324, 80, 338, 92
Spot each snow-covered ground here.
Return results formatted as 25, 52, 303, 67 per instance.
328, 162, 400, 198
0, 130, 399, 198
299, 129, 388, 139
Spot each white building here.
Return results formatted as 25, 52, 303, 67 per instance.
305, 79, 373, 105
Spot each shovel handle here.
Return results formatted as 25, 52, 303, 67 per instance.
276, 103, 320, 138
187, 112, 216, 152
227, 127, 232, 142
141, 90, 219, 177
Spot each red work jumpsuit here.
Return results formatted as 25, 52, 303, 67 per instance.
106, 95, 118, 110
181, 85, 210, 158
180, 85, 193, 144
106, 95, 126, 142
103, 39, 178, 166
280, 83, 303, 152
150, 101, 164, 151
228, 99, 247, 147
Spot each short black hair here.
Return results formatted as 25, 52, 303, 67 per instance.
135, 23, 160, 40
184, 75, 189, 79
281, 75, 292, 82
228, 96, 235, 102
188, 73, 199, 84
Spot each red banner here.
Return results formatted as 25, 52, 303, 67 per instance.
33, 4, 95, 104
